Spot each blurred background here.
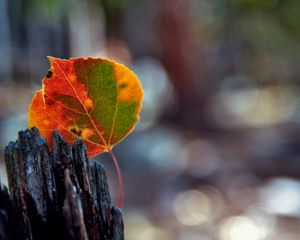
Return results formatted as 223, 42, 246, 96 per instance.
1, 0, 300, 239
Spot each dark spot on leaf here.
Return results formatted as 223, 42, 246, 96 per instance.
70, 128, 82, 136
119, 83, 127, 89
70, 128, 76, 134
46, 70, 53, 78
45, 98, 55, 105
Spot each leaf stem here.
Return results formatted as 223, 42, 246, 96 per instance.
108, 150, 123, 209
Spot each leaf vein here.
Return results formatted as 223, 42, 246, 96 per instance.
46, 96, 86, 115
108, 82, 119, 146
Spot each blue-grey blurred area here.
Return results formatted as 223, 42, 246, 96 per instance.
1, 0, 300, 239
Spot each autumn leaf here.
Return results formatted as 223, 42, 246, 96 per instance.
29, 57, 143, 157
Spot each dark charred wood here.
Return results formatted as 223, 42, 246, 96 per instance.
2, 127, 124, 240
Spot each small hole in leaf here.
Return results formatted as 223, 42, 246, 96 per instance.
46, 70, 53, 78
70, 128, 82, 136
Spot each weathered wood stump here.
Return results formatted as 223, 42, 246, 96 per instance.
0, 127, 124, 240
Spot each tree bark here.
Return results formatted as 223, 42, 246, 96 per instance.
1, 127, 124, 240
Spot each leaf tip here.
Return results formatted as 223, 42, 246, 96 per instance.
47, 55, 55, 60
47, 56, 60, 66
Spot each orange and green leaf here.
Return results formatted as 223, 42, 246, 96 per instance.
29, 57, 143, 157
